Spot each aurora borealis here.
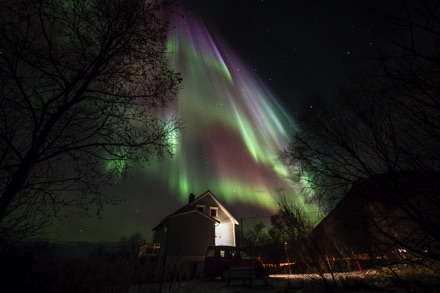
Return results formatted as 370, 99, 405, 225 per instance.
52, 0, 377, 242
51, 4, 309, 243
141, 8, 301, 211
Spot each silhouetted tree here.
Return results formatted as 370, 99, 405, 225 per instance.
271, 194, 340, 292
0, 0, 182, 244
284, 0, 440, 264
119, 232, 146, 258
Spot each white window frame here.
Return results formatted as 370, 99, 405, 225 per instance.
210, 207, 219, 217
196, 204, 205, 213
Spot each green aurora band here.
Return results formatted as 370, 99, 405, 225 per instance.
111, 8, 317, 216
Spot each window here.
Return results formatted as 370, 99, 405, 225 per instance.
210, 207, 218, 217
206, 247, 215, 258
196, 205, 205, 213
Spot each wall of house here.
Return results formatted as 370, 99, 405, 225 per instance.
164, 212, 215, 257
183, 193, 237, 247
215, 212, 236, 246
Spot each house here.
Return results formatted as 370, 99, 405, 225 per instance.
150, 190, 239, 264
309, 171, 440, 270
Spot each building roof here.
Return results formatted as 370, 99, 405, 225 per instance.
153, 190, 239, 231
163, 209, 220, 224
310, 170, 440, 254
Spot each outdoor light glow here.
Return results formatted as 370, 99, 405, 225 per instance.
215, 223, 231, 246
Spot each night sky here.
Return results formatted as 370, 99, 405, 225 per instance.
50, 0, 390, 243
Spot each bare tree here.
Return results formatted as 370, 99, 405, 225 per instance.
284, 0, 440, 263
0, 0, 182, 244
119, 232, 146, 258
271, 195, 340, 292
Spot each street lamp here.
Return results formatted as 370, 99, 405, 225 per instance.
284, 242, 292, 275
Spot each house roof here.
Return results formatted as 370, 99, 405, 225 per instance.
153, 190, 239, 231
163, 209, 221, 224
310, 170, 440, 253
315, 170, 440, 226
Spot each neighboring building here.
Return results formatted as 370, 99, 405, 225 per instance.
310, 171, 440, 269
150, 190, 239, 263
309, 179, 379, 260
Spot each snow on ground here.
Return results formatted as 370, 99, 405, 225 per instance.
129, 273, 366, 293
130, 271, 440, 293
131, 275, 285, 293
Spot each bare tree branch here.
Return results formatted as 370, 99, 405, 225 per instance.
0, 0, 182, 244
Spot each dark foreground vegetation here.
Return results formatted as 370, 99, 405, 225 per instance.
1, 237, 440, 293
0, 236, 162, 293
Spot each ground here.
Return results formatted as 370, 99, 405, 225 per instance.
130, 271, 440, 293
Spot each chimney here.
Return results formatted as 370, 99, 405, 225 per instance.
189, 193, 195, 203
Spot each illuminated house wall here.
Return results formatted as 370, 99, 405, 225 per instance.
152, 191, 239, 260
